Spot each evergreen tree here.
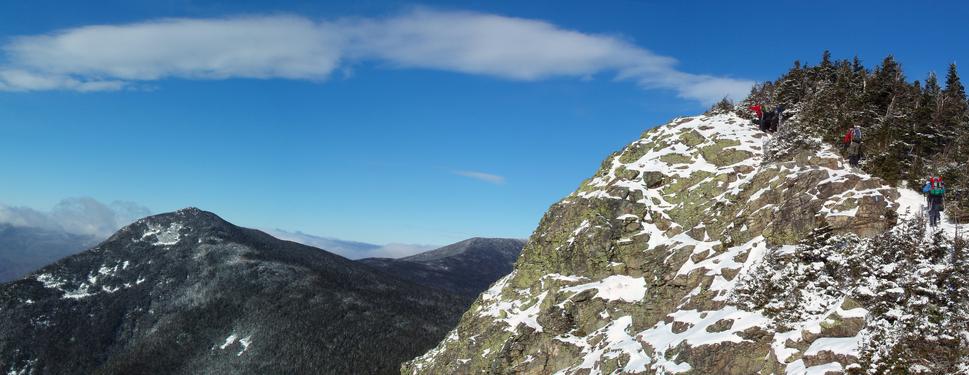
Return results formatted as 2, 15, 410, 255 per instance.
943, 63, 968, 112
914, 73, 943, 154
940, 63, 969, 148
864, 56, 913, 182
851, 56, 866, 77
867, 55, 905, 115
909, 74, 941, 185
738, 54, 969, 219
799, 52, 843, 140
815, 50, 836, 83
821, 50, 833, 68
832, 61, 854, 131
845, 57, 872, 127
776, 60, 807, 107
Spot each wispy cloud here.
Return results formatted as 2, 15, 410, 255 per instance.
0, 9, 752, 104
0, 198, 151, 237
453, 170, 506, 185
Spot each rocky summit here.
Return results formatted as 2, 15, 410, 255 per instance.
0, 208, 466, 375
403, 111, 969, 374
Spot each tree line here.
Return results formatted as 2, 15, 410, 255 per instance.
733, 51, 969, 219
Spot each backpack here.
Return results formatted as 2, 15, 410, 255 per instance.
930, 177, 945, 196
761, 112, 775, 131
852, 127, 862, 143
847, 141, 861, 156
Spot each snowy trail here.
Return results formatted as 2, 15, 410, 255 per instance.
896, 187, 968, 240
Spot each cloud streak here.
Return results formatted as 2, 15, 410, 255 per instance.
0, 9, 752, 104
453, 170, 506, 185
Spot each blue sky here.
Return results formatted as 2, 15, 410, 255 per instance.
2, 0, 968, 247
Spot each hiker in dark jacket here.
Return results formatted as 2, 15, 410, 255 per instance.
762, 111, 775, 133
927, 177, 945, 227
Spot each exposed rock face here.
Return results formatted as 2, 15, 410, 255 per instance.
0, 208, 466, 375
403, 113, 914, 374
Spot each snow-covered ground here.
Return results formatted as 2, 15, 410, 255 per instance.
896, 186, 968, 240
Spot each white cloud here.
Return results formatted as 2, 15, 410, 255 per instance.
0, 68, 126, 92
345, 9, 666, 80
0, 198, 151, 238
0, 205, 59, 229
5, 16, 341, 81
453, 170, 506, 185
0, 9, 753, 104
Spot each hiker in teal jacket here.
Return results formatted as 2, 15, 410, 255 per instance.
925, 177, 945, 227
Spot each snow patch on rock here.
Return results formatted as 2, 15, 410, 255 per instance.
554, 316, 651, 375
141, 222, 185, 246
561, 275, 647, 303
34, 260, 136, 300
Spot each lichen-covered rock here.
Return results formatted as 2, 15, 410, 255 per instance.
402, 113, 944, 375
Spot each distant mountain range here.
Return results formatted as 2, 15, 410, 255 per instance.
0, 198, 151, 282
0, 208, 523, 374
0, 224, 98, 282
1, 221, 448, 283
359, 237, 525, 301
263, 229, 438, 259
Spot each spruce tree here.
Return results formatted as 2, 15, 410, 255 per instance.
924, 72, 943, 132
776, 60, 807, 107
845, 57, 872, 127
909, 73, 942, 185
739, 54, 969, 220
851, 56, 865, 76
867, 55, 905, 114
817, 50, 836, 83
940, 63, 969, 145
863, 56, 912, 182
943, 63, 967, 111
831, 61, 857, 134
799, 52, 844, 140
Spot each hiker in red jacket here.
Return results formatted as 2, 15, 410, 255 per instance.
844, 125, 862, 167
749, 104, 763, 119
749, 104, 764, 130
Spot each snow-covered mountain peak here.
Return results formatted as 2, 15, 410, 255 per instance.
1, 208, 470, 374
110, 207, 231, 247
